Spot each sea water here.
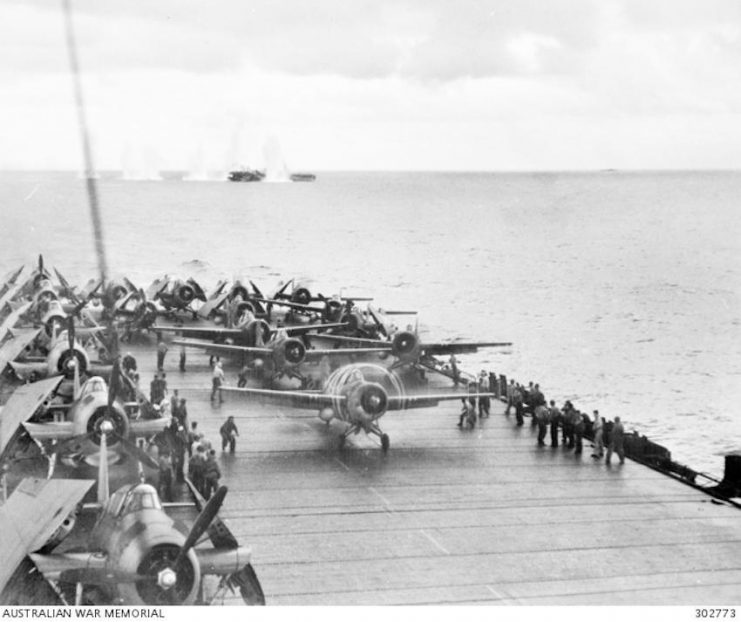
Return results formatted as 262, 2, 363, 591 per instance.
0, 169, 739, 477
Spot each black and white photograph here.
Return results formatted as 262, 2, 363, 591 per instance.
0, 0, 739, 610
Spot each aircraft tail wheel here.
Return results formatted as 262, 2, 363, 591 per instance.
381, 434, 390, 453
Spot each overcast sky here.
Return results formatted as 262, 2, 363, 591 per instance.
1, 0, 740, 171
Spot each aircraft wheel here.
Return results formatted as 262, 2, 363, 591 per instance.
381, 434, 390, 453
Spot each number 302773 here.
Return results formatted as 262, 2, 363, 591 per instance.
696, 610, 736, 618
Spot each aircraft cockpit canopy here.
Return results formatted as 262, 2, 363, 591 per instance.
79, 376, 106, 398
107, 483, 162, 517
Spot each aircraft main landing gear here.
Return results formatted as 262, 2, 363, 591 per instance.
380, 434, 390, 453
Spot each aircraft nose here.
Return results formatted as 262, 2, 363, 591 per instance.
100, 419, 115, 435
157, 568, 177, 589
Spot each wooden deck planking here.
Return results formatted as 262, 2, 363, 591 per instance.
117, 337, 741, 605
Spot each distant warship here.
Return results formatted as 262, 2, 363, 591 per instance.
228, 168, 265, 182
227, 169, 316, 182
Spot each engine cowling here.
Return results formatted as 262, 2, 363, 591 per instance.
175, 284, 195, 305
54, 347, 89, 378
339, 312, 360, 334
107, 282, 129, 302
43, 312, 67, 337
86, 404, 130, 446
233, 301, 257, 326
291, 287, 312, 306
120, 542, 201, 606
323, 299, 343, 322
277, 338, 306, 366
138, 301, 158, 328
391, 331, 421, 363
347, 382, 388, 425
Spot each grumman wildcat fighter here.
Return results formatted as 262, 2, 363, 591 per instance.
223, 362, 494, 451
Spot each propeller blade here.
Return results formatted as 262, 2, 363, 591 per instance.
67, 315, 75, 351
108, 357, 121, 410
73, 351, 81, 400
54, 268, 80, 305
367, 305, 387, 336
249, 280, 265, 299
123, 276, 139, 292
38, 254, 44, 275
272, 279, 293, 300
97, 429, 109, 504
174, 485, 228, 567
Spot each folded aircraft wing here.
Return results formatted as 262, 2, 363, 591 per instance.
421, 341, 512, 356
1, 265, 24, 290
0, 375, 64, 461
387, 392, 495, 410
196, 290, 231, 319
0, 327, 42, 374
146, 276, 169, 299
0, 477, 94, 595
0, 301, 33, 338
0, 279, 25, 313
223, 386, 343, 409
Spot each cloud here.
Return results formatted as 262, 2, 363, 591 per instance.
2, 0, 741, 170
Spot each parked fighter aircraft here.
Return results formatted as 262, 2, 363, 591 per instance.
172, 327, 388, 384
0, 358, 167, 475
195, 279, 320, 323
309, 324, 512, 371
0, 423, 264, 605
223, 362, 492, 451
147, 276, 207, 316
7, 318, 111, 382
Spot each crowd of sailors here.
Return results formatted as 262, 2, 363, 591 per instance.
115, 352, 241, 502
459, 369, 626, 465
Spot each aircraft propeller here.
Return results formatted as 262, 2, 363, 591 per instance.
131, 287, 158, 329
174, 485, 227, 568
116, 486, 228, 604
54, 268, 80, 305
